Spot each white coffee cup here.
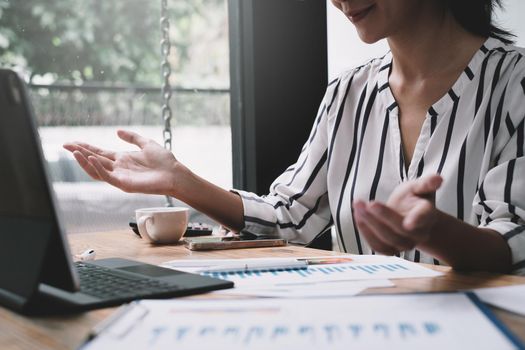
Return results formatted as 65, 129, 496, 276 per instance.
135, 207, 189, 244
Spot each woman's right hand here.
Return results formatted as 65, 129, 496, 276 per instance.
63, 129, 183, 196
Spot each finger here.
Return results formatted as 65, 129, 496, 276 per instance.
365, 202, 415, 250
64, 142, 116, 161
357, 219, 399, 256
117, 130, 149, 149
367, 202, 404, 232
354, 202, 398, 255
88, 156, 123, 189
63, 143, 77, 153
89, 153, 114, 172
76, 142, 116, 161
403, 200, 435, 231
68, 144, 114, 172
412, 174, 443, 196
358, 203, 414, 251
72, 151, 102, 181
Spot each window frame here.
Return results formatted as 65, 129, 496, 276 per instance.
228, 0, 328, 194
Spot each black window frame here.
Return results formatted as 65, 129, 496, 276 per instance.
228, 0, 328, 194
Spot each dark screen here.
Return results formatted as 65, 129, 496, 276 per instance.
0, 78, 53, 219
0, 70, 76, 306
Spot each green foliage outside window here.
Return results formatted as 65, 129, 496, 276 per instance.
0, 0, 230, 126
0, 0, 226, 85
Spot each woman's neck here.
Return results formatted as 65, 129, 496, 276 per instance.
387, 5, 486, 83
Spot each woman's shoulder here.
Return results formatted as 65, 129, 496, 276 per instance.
489, 38, 525, 95
324, 53, 390, 104
329, 54, 389, 87
488, 36, 525, 55
503, 42, 525, 78
485, 38, 525, 136
484, 37, 525, 73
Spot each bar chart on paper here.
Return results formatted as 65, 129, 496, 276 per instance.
81, 293, 522, 350
197, 256, 442, 286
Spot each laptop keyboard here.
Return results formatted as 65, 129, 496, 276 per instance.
75, 262, 180, 300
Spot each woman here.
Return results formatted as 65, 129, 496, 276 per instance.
64, 0, 525, 274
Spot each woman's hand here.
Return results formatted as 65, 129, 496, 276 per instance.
63, 129, 183, 196
353, 174, 443, 255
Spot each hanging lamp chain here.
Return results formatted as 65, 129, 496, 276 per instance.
160, 0, 174, 207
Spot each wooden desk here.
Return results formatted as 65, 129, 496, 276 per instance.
1, 230, 524, 350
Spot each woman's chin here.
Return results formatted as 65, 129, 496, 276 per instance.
355, 30, 384, 44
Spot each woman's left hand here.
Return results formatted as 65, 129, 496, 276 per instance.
353, 174, 443, 255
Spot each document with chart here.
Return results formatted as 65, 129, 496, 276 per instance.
163, 255, 443, 287
80, 293, 523, 350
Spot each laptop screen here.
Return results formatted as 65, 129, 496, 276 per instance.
0, 70, 77, 307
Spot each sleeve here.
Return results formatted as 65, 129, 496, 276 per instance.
473, 69, 525, 274
231, 80, 341, 245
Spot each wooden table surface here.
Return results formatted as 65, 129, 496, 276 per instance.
1, 230, 524, 349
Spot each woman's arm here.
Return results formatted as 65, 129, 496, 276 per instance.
64, 129, 245, 232
417, 211, 512, 272
169, 162, 245, 232
64, 78, 338, 243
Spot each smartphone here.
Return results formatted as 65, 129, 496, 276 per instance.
183, 236, 287, 251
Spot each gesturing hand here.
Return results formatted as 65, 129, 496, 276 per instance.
353, 174, 443, 256
63, 130, 181, 196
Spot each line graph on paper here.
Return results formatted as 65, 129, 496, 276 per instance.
200, 257, 442, 286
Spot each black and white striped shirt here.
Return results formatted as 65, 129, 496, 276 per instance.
234, 37, 525, 274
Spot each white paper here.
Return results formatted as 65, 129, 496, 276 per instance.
162, 255, 442, 288
223, 286, 365, 298
81, 293, 520, 350
213, 279, 394, 298
474, 284, 525, 316
161, 255, 434, 299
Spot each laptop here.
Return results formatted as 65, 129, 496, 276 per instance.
0, 69, 233, 315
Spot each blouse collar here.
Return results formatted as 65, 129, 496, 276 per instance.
375, 37, 505, 117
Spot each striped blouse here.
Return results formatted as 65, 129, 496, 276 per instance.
234, 37, 525, 274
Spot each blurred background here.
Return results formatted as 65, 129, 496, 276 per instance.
0, 0, 231, 232
0, 0, 523, 234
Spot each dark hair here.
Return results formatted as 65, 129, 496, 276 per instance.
446, 0, 515, 44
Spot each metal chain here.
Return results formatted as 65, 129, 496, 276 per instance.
160, 0, 174, 207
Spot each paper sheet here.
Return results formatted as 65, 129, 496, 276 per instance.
162, 255, 356, 270
81, 293, 522, 350
162, 255, 442, 288
474, 284, 525, 316
213, 279, 394, 298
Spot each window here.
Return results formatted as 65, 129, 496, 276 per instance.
0, 0, 231, 233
